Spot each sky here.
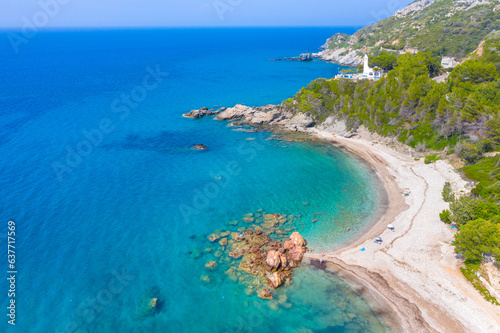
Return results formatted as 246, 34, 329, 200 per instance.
0, 0, 415, 28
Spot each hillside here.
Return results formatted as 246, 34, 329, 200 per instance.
279, 29, 500, 303
317, 0, 500, 65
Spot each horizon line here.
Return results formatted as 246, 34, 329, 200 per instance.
0, 25, 363, 31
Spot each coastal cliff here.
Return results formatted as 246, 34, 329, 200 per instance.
313, 0, 500, 66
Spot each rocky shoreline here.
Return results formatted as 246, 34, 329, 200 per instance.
183, 104, 360, 140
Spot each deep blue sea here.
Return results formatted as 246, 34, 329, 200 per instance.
0, 28, 388, 332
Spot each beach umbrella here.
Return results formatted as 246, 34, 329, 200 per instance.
375, 236, 382, 241
387, 224, 394, 229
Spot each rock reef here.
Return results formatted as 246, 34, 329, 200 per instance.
213, 104, 318, 132
196, 211, 308, 300
183, 107, 226, 118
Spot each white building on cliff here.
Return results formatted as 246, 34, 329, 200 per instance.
363, 53, 383, 79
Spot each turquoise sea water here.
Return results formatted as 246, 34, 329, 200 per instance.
0, 28, 387, 332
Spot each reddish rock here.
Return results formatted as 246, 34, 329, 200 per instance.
289, 232, 306, 247
257, 289, 273, 300
280, 254, 288, 268
229, 252, 243, 259
287, 246, 305, 261
266, 250, 281, 269
267, 272, 285, 289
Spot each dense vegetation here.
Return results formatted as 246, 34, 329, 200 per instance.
324, 0, 500, 59
283, 30, 500, 302
284, 32, 500, 153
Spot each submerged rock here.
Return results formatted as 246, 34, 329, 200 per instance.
205, 260, 217, 269
189, 249, 203, 260
267, 271, 286, 289
200, 274, 210, 283
208, 233, 220, 242
257, 288, 273, 300
278, 294, 288, 304
267, 299, 280, 311
149, 298, 158, 309
136, 287, 161, 318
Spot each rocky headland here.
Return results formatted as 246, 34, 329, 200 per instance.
186, 104, 359, 139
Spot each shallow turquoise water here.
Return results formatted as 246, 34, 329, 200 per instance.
0, 28, 387, 332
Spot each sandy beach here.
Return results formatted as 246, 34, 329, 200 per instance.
305, 128, 500, 332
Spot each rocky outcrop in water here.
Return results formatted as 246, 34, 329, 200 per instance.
270, 53, 313, 62
136, 286, 161, 317
289, 53, 313, 61
213, 103, 318, 132
194, 211, 307, 300
183, 100, 361, 139
192, 144, 208, 150
183, 107, 225, 118
215, 104, 255, 121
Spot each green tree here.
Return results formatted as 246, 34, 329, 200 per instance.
449, 195, 478, 226
370, 51, 398, 71
472, 201, 499, 220
454, 218, 500, 261
449, 60, 499, 87
442, 182, 455, 202
440, 209, 452, 224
